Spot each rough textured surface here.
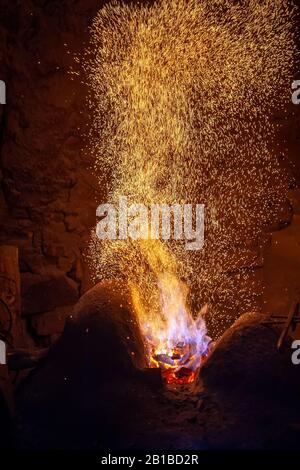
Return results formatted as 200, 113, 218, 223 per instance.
21, 268, 79, 315
30, 304, 74, 337
263, 188, 300, 341
198, 313, 300, 449
0, 0, 104, 345
15, 280, 149, 449
70, 279, 147, 371
13, 306, 300, 450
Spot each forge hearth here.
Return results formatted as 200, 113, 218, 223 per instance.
151, 341, 209, 384
9, 283, 300, 451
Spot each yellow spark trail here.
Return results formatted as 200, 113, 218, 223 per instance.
85, 0, 296, 340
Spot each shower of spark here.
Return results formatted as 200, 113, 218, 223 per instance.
84, 0, 296, 351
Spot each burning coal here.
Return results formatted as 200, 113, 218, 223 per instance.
131, 270, 211, 383
82, 0, 296, 382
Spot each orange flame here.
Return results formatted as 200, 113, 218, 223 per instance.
130, 243, 210, 384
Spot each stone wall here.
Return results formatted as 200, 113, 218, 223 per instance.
0, 0, 105, 346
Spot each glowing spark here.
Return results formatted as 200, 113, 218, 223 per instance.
83, 0, 296, 342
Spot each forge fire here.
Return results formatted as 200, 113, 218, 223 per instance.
1, 0, 300, 460
150, 341, 207, 384
135, 272, 211, 384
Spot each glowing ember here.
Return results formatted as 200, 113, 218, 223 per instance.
131, 271, 211, 384
151, 342, 208, 384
